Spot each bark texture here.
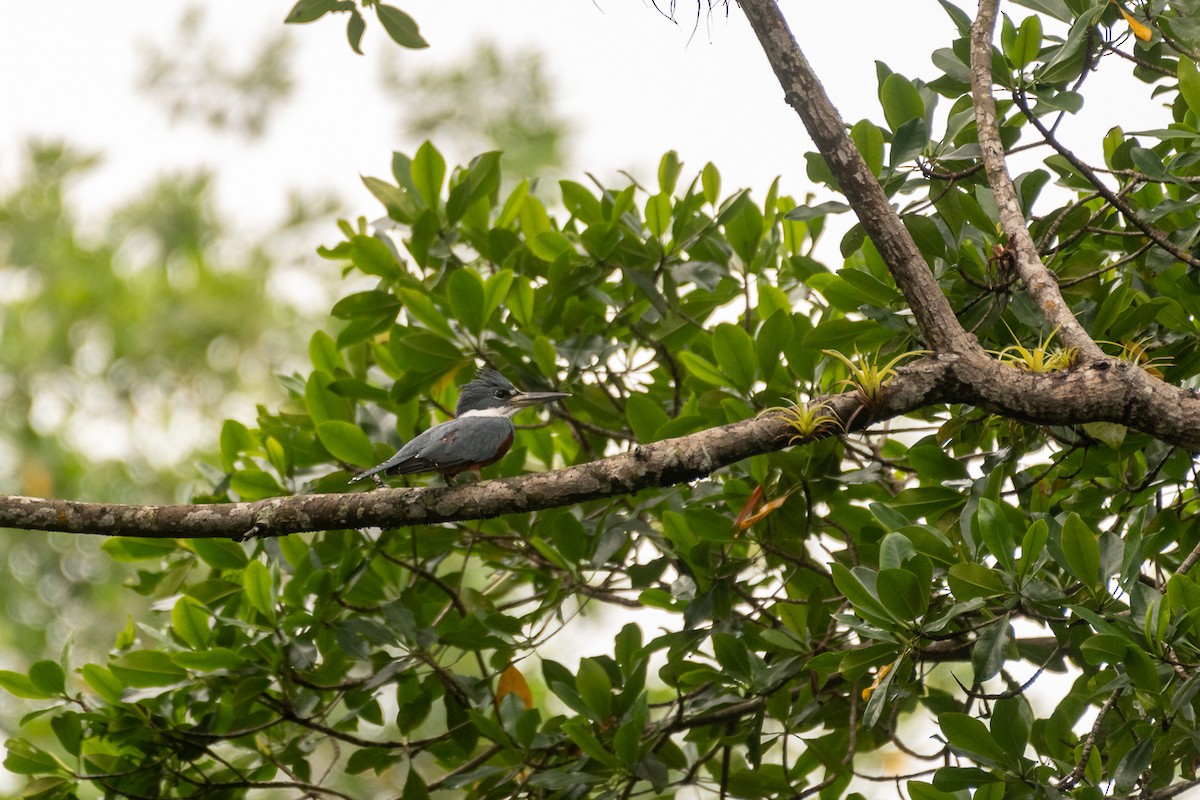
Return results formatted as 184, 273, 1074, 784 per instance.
1, 354, 1196, 539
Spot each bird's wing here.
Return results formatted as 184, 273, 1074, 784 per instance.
391, 416, 514, 474
352, 417, 514, 481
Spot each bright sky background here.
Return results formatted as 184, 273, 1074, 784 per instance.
0, 2, 957, 229
1, 2, 1170, 243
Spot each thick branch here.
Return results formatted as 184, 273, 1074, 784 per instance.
969, 0, 1103, 358
737, 0, 978, 355
0, 368, 939, 539
2, 354, 1198, 539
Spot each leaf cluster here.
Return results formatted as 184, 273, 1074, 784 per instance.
9, 1, 1200, 797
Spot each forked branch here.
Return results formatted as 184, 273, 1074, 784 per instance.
968, 0, 1104, 358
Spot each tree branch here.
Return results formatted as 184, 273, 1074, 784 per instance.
969, 0, 1103, 359
2, 353, 1198, 539
737, 0, 979, 355
1057, 687, 1123, 790
1011, 88, 1200, 272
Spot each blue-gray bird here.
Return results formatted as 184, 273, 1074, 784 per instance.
352, 369, 569, 485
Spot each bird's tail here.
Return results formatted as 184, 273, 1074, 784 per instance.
350, 462, 391, 483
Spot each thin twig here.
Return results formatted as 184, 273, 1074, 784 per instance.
1057, 687, 1123, 790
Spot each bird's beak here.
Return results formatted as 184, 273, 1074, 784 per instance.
510, 390, 570, 409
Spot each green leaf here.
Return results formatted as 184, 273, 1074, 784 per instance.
1006, 15, 1043, 69
712, 632, 754, 682
851, 119, 885, 176
723, 193, 764, 263
879, 531, 917, 569
531, 231, 575, 263
3, 739, 66, 776
317, 420, 376, 467
939, 712, 1008, 766
0, 671, 52, 700
172, 648, 250, 672
830, 564, 895, 628
889, 486, 965, 520
906, 444, 968, 482
108, 651, 188, 688
990, 696, 1031, 759
1060, 512, 1101, 590
50, 715, 82, 758
219, 418, 257, 472
497, 179, 529, 228
784, 200, 851, 222
701, 162, 721, 205
1082, 421, 1126, 449
560, 180, 601, 224
482, 270, 514, 323
875, 568, 928, 623
907, 781, 959, 800
1079, 632, 1127, 666
402, 768, 432, 800
100, 537, 179, 563
362, 174, 417, 222
713, 323, 757, 392
306, 371, 354, 426
834, 269, 901, 307
531, 335, 557, 378
347, 747, 404, 776
862, 652, 905, 727
411, 141, 445, 209
81, 665, 124, 704
575, 658, 613, 720
346, 234, 402, 278
1179, 57, 1200, 118
445, 151, 501, 224
243, 560, 277, 623
972, 619, 1012, 682
948, 563, 1007, 601
880, 73, 925, 131
658, 150, 683, 194
284, 0, 337, 24
645, 192, 672, 238
374, 4, 429, 49
447, 268, 487, 336
346, 9, 365, 54
613, 716, 644, 768
626, 394, 669, 443
890, 117, 930, 167
400, 332, 463, 371
560, 718, 618, 767
506, 276, 536, 331
1123, 644, 1161, 692
677, 351, 729, 386
755, 309, 794, 381
1114, 737, 1154, 793
172, 596, 211, 650
973, 498, 1014, 571
1016, 518, 1048, 578
308, 330, 343, 375
397, 288, 455, 338
331, 290, 401, 322
1035, 4, 1104, 84
190, 538, 250, 570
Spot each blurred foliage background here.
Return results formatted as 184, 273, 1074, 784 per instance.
0, 1, 569, 732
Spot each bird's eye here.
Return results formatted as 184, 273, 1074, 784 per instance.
494, 389, 508, 399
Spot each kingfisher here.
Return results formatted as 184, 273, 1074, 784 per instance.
351, 368, 569, 485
